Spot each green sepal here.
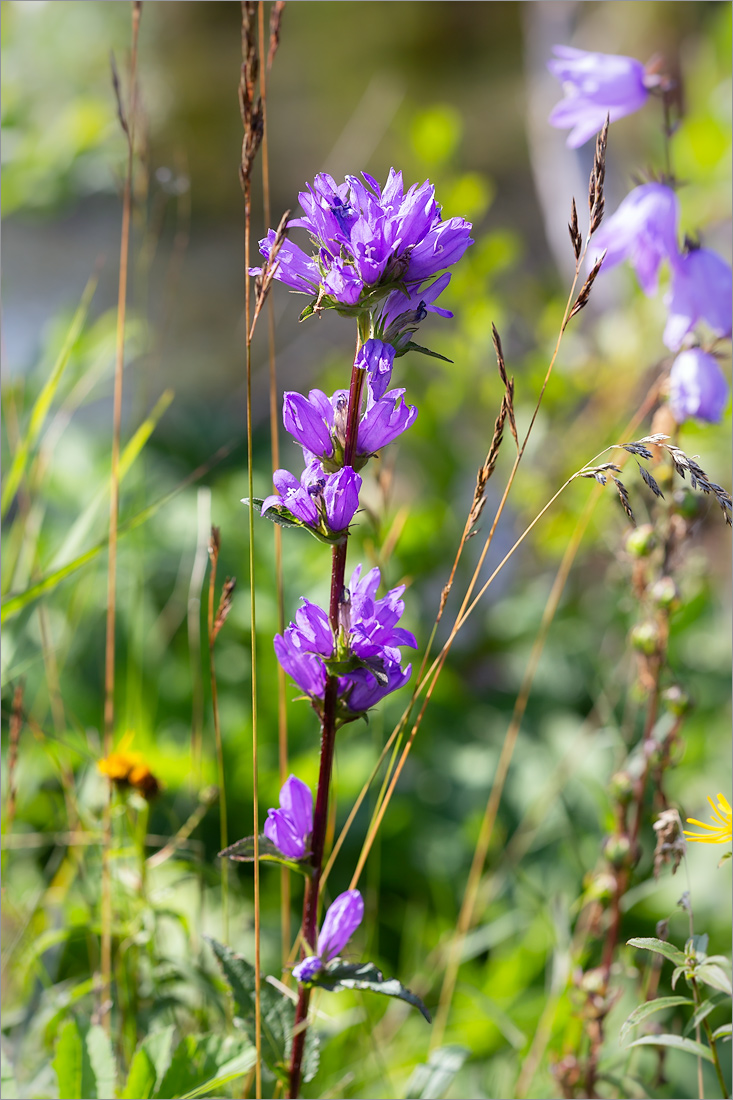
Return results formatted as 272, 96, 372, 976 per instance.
219, 834, 312, 877
242, 498, 344, 546
399, 340, 453, 363
308, 958, 431, 1022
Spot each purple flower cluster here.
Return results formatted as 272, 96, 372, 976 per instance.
548, 46, 650, 148
252, 169, 472, 333
274, 564, 415, 717
669, 349, 729, 424
292, 889, 364, 983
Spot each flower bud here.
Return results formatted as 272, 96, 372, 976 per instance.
630, 620, 660, 655
603, 832, 636, 868
662, 684, 692, 716
609, 771, 635, 805
625, 524, 656, 558
650, 576, 679, 611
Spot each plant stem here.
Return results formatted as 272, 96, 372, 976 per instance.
287, 342, 368, 1100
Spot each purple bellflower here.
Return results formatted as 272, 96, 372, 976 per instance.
261, 462, 362, 538
376, 273, 453, 354
548, 46, 650, 148
589, 183, 680, 296
273, 565, 415, 716
663, 247, 733, 351
292, 889, 364, 983
263, 775, 313, 860
668, 349, 729, 424
251, 170, 472, 325
282, 344, 417, 473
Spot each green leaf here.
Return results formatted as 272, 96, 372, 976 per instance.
121, 1049, 157, 1100
85, 1026, 116, 1100
2, 274, 97, 519
404, 1045, 469, 1098
627, 937, 686, 966
627, 1034, 714, 1063
401, 340, 453, 363
695, 963, 733, 995
620, 997, 693, 1044
684, 993, 729, 1036
154, 1034, 249, 1100
713, 1023, 732, 1042
242, 498, 340, 545
299, 302, 316, 322
219, 834, 311, 875
314, 959, 431, 1022
178, 1048, 257, 1099
206, 939, 291, 1080
718, 850, 731, 867
52, 1019, 97, 1099
121, 1026, 176, 1099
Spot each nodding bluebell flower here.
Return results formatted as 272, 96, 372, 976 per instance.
264, 775, 313, 860
663, 247, 733, 351
273, 566, 415, 716
589, 183, 680, 296
668, 348, 729, 424
292, 890, 364, 983
260, 462, 362, 538
548, 46, 650, 148
376, 273, 454, 354
250, 170, 472, 322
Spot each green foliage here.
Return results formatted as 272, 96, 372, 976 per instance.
310, 959, 431, 1022
219, 833, 311, 875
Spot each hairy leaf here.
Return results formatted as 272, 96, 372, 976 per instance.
627, 1033, 714, 1063
620, 996, 692, 1044
314, 959, 431, 1022
627, 937, 686, 966
219, 834, 311, 875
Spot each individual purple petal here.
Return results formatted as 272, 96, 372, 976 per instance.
358, 389, 418, 454
669, 349, 729, 424
349, 564, 381, 601
323, 466, 362, 531
278, 774, 314, 840
317, 890, 364, 961
292, 955, 324, 983
355, 338, 396, 401
261, 467, 319, 526
406, 218, 474, 282
323, 257, 363, 305
663, 248, 733, 351
283, 392, 334, 457
274, 631, 326, 699
264, 808, 307, 860
251, 232, 320, 293
294, 599, 333, 657
590, 183, 679, 296
548, 46, 649, 148
380, 272, 453, 334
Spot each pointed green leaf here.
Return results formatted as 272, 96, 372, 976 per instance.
695, 963, 733, 995
627, 937, 686, 966
52, 1019, 97, 1099
242, 498, 340, 545
121, 1048, 157, 1099
402, 341, 453, 363
178, 1048, 257, 1099
620, 996, 693, 1045
314, 959, 431, 1022
713, 1023, 732, 1042
718, 850, 731, 867
219, 834, 311, 876
85, 1025, 116, 1100
684, 993, 729, 1036
627, 1033, 714, 1062
2, 274, 97, 518
404, 1045, 469, 1099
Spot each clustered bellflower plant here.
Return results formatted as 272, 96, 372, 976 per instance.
234, 169, 472, 1097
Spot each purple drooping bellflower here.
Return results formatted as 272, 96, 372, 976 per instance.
292, 889, 364, 982
264, 775, 314, 860
663, 247, 733, 351
548, 46, 650, 148
668, 349, 729, 424
251, 170, 472, 331
589, 183, 679, 296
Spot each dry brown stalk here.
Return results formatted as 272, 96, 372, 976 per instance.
267, 0, 286, 71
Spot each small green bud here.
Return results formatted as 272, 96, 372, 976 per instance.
662, 684, 692, 716
630, 620, 660, 655
609, 771, 635, 805
673, 489, 699, 520
603, 832, 635, 869
650, 576, 679, 610
625, 523, 656, 558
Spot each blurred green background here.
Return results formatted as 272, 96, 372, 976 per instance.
2, 2, 731, 1098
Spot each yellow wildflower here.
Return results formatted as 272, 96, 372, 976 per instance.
99, 749, 160, 800
684, 793, 732, 845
